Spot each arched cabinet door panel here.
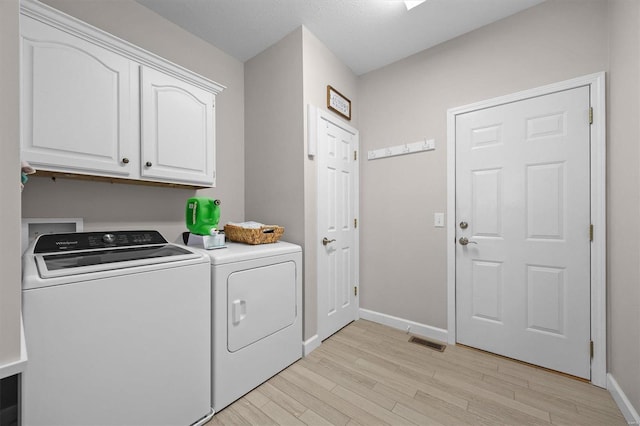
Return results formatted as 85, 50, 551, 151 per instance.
140, 66, 215, 186
21, 15, 136, 178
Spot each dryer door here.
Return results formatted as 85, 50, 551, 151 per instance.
227, 261, 297, 352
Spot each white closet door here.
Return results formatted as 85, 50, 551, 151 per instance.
317, 115, 359, 341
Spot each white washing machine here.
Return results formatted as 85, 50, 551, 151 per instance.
192, 240, 302, 412
22, 231, 213, 426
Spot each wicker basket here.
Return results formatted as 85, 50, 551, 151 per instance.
224, 224, 284, 245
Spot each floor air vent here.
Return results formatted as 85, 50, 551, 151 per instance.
409, 336, 446, 352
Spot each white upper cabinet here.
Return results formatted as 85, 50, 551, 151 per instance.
19, 0, 224, 187
140, 67, 215, 186
21, 16, 136, 177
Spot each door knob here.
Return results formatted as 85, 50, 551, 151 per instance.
322, 237, 336, 246
459, 221, 468, 229
459, 237, 477, 246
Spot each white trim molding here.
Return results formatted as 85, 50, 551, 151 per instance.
302, 334, 321, 357
446, 72, 607, 387
608, 374, 640, 425
359, 309, 448, 343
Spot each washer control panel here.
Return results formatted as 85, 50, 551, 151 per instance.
34, 231, 167, 253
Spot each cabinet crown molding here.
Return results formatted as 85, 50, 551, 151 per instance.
20, 0, 226, 95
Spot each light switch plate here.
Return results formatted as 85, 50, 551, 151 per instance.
434, 212, 445, 227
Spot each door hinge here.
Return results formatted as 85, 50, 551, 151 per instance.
590, 224, 594, 241
354, 218, 358, 228
354, 150, 357, 161
590, 340, 594, 359
354, 286, 358, 296
589, 107, 593, 125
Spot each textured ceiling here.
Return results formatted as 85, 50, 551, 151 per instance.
135, 0, 545, 75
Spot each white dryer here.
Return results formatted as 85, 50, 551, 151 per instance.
195, 241, 302, 412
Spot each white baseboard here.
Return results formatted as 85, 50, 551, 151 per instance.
193, 409, 215, 426
608, 373, 640, 425
0, 318, 28, 380
302, 334, 320, 357
358, 308, 448, 343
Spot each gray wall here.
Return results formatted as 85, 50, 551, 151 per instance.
358, 0, 639, 412
244, 27, 305, 337
358, 0, 608, 332
244, 27, 358, 340
244, 28, 304, 246
0, 0, 22, 370
243, 27, 306, 331
607, 0, 640, 410
301, 27, 359, 340
23, 0, 246, 240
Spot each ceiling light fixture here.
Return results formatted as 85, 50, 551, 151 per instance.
404, 0, 426, 11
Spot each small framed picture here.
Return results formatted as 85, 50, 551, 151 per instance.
327, 85, 351, 121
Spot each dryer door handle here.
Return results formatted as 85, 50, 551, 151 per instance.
232, 299, 246, 325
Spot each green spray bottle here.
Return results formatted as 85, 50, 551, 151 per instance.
186, 197, 221, 235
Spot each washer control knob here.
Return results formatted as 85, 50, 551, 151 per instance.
102, 233, 116, 244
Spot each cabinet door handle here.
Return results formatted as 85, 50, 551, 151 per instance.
121, 157, 129, 164
145, 161, 152, 167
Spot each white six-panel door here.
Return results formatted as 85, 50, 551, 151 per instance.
317, 113, 359, 342
455, 86, 591, 379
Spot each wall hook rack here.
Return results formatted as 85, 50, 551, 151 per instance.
367, 138, 435, 160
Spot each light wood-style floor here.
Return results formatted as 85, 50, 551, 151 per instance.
205, 320, 626, 425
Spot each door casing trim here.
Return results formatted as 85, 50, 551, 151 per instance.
446, 72, 606, 387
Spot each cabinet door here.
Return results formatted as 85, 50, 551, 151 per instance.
21, 16, 135, 177
140, 66, 215, 186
